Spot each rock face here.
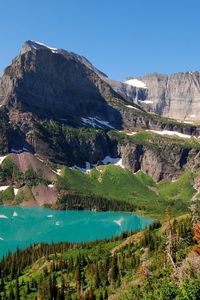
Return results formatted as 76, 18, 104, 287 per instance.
8, 152, 57, 181
31, 184, 57, 206
117, 141, 195, 181
138, 72, 200, 121
0, 40, 124, 129
106, 72, 200, 122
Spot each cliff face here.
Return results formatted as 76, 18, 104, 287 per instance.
106, 72, 200, 122
25, 119, 200, 182
138, 72, 200, 121
118, 141, 197, 181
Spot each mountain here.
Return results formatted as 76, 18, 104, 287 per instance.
0, 40, 125, 126
0, 41, 200, 210
105, 71, 200, 122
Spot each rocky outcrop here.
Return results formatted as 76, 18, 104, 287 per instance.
106, 72, 200, 122
31, 184, 57, 206
102, 77, 148, 103
0, 110, 12, 154
138, 72, 200, 121
117, 138, 200, 181
7, 152, 57, 181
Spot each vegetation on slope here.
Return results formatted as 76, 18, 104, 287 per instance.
1, 212, 200, 299
109, 130, 200, 150
0, 151, 197, 217
56, 165, 196, 218
0, 122, 199, 216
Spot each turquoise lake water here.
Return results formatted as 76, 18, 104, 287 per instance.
0, 206, 153, 259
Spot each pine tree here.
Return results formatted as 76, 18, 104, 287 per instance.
109, 255, 119, 287
15, 277, 20, 300
65, 285, 72, 300
8, 284, 14, 300
99, 291, 104, 300
49, 272, 58, 300
104, 289, 108, 300
59, 274, 65, 300
94, 263, 101, 288
164, 207, 176, 270
26, 281, 30, 295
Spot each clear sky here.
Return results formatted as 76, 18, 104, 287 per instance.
0, 0, 200, 81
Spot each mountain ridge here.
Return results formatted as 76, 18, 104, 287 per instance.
105, 70, 200, 122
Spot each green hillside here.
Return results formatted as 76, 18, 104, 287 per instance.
57, 165, 196, 218
1, 214, 200, 299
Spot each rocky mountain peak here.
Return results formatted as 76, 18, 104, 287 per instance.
20, 40, 108, 78
0, 40, 127, 131
20, 40, 59, 55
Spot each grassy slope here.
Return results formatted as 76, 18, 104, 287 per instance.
1, 216, 199, 300
0, 127, 198, 217
57, 164, 196, 218
109, 130, 200, 149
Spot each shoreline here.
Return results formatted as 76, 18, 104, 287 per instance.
0, 203, 157, 220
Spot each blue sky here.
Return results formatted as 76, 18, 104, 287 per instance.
0, 0, 200, 81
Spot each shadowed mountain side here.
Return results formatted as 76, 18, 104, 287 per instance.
0, 42, 124, 129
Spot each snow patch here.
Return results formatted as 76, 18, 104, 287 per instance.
0, 186, 9, 191
147, 130, 192, 139
52, 169, 62, 176
56, 169, 61, 175
171, 178, 178, 183
71, 162, 93, 174
190, 115, 196, 118
0, 155, 7, 164
29, 40, 58, 53
126, 132, 136, 136
125, 79, 147, 89
14, 188, 19, 196
101, 156, 124, 168
125, 105, 139, 110
184, 121, 193, 124
34, 155, 44, 163
139, 100, 153, 104
81, 117, 115, 129
48, 184, 54, 188
71, 156, 125, 174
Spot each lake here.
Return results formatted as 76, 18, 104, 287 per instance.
0, 206, 153, 259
